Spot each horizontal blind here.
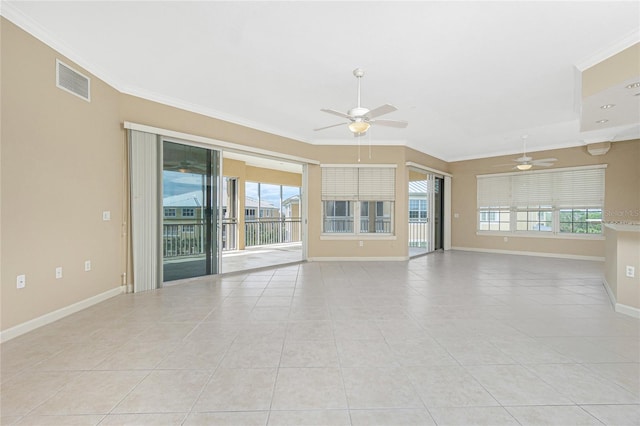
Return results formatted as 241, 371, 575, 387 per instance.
511, 172, 553, 207
477, 166, 604, 209
321, 167, 358, 200
553, 168, 604, 207
358, 167, 395, 201
477, 175, 510, 207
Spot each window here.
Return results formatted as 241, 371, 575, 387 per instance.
182, 224, 195, 233
182, 208, 195, 217
560, 208, 602, 234
409, 199, 427, 220
477, 166, 605, 237
516, 207, 553, 232
245, 208, 256, 218
321, 166, 395, 235
323, 200, 353, 233
164, 208, 176, 217
478, 207, 510, 231
361, 201, 393, 233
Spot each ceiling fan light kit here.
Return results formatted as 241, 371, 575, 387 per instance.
516, 163, 533, 171
348, 120, 370, 134
314, 68, 408, 136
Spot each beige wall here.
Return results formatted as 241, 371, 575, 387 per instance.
1, 20, 124, 330
605, 227, 640, 311
449, 139, 640, 258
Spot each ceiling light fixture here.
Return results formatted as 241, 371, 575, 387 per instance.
600, 104, 615, 109
348, 120, 370, 134
596, 119, 609, 124
625, 82, 640, 89
516, 163, 533, 171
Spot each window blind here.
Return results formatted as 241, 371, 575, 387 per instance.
322, 166, 396, 201
321, 167, 358, 200
477, 175, 510, 207
477, 166, 605, 209
358, 167, 395, 201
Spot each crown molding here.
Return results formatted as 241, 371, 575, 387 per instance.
575, 28, 640, 71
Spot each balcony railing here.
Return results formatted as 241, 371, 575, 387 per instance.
408, 218, 428, 248
163, 218, 302, 258
245, 218, 301, 247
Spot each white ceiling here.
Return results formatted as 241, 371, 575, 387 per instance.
3, 1, 639, 162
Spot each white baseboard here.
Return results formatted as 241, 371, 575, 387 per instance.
615, 303, 640, 319
451, 247, 604, 262
602, 278, 617, 307
307, 256, 409, 262
602, 279, 640, 318
0, 286, 125, 343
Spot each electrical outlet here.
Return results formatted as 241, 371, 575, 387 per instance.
626, 266, 635, 278
84, 260, 91, 271
359, 241, 364, 247
55, 267, 63, 279
17, 274, 26, 289
102, 210, 111, 221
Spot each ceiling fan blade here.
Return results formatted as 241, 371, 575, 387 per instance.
531, 158, 557, 163
514, 156, 532, 162
314, 122, 347, 131
371, 119, 408, 128
320, 108, 352, 120
366, 104, 397, 119
492, 163, 517, 167
532, 162, 554, 167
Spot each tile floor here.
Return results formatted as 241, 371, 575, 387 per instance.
1, 251, 639, 425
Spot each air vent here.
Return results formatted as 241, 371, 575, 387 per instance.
56, 59, 90, 101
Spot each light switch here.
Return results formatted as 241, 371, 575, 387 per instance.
102, 211, 111, 221
17, 274, 26, 289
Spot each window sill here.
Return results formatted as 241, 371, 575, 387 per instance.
476, 231, 604, 241
320, 234, 397, 241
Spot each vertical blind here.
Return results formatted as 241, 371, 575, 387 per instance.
322, 166, 396, 201
129, 130, 160, 292
477, 166, 605, 208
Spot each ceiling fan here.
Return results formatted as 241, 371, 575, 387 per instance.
494, 135, 557, 170
314, 68, 408, 137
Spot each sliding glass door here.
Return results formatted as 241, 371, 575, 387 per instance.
408, 168, 444, 256
162, 141, 220, 281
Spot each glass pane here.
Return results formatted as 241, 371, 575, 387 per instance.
573, 209, 586, 221
559, 210, 572, 222
587, 209, 602, 220
163, 142, 218, 281
323, 201, 353, 233
560, 222, 572, 233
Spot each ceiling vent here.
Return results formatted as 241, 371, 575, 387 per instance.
56, 59, 90, 101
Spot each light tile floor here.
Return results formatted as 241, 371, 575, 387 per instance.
1, 251, 639, 425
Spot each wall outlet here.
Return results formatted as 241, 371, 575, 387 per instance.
17, 274, 26, 289
55, 267, 63, 279
626, 266, 635, 278
84, 260, 91, 271
359, 241, 364, 247
503, 236, 508, 242
102, 210, 111, 221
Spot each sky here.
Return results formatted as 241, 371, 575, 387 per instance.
163, 171, 299, 208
